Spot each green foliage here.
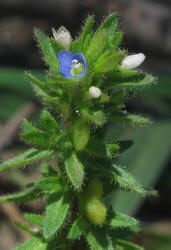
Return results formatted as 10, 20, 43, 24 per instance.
68, 215, 89, 240
0, 148, 53, 171
34, 29, 59, 69
41, 110, 59, 134
0, 187, 43, 203
107, 210, 139, 229
110, 112, 151, 125
24, 213, 44, 227
108, 164, 148, 195
65, 151, 84, 190
71, 118, 90, 151
14, 235, 47, 250
43, 192, 70, 240
113, 239, 143, 250
0, 13, 157, 250
86, 228, 113, 250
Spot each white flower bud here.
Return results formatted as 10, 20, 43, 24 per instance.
89, 86, 102, 99
52, 26, 72, 49
120, 53, 145, 70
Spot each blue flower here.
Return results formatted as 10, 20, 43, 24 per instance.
58, 50, 88, 79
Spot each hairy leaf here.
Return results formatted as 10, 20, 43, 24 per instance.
86, 228, 114, 250
22, 128, 48, 146
113, 239, 143, 250
86, 30, 107, 62
0, 187, 43, 203
43, 192, 70, 240
112, 32, 123, 51
24, 213, 44, 227
0, 148, 53, 171
40, 164, 57, 177
110, 112, 151, 125
41, 110, 59, 134
108, 73, 157, 91
94, 51, 125, 73
65, 151, 84, 190
107, 210, 139, 229
34, 29, 59, 69
68, 215, 89, 240
72, 118, 90, 151
15, 221, 36, 235
81, 108, 106, 126
25, 72, 46, 91
36, 177, 63, 194
85, 138, 120, 158
14, 235, 47, 250
109, 164, 147, 195
80, 15, 94, 52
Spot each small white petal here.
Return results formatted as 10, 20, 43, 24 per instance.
89, 86, 102, 99
120, 53, 145, 70
52, 26, 72, 49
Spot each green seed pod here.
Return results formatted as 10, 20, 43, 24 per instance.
85, 179, 103, 200
84, 198, 107, 225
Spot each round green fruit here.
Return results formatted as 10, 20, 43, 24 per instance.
84, 198, 107, 225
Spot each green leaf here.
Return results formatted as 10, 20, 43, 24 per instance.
0, 148, 53, 171
22, 128, 48, 146
36, 177, 63, 194
41, 110, 59, 134
85, 138, 120, 158
72, 118, 90, 151
14, 235, 47, 250
34, 29, 59, 69
68, 215, 88, 240
109, 73, 157, 91
86, 29, 107, 62
112, 31, 123, 51
81, 108, 106, 126
15, 221, 36, 235
80, 15, 94, 43
65, 151, 84, 190
86, 228, 114, 250
109, 164, 147, 195
107, 211, 138, 229
50, 39, 64, 54
22, 119, 48, 146
24, 213, 44, 227
0, 187, 43, 203
110, 121, 171, 215
80, 15, 94, 52
25, 72, 46, 91
22, 119, 34, 132
55, 133, 73, 150
40, 164, 57, 177
97, 13, 118, 42
43, 192, 70, 240
113, 239, 143, 250
94, 51, 125, 73
110, 112, 151, 125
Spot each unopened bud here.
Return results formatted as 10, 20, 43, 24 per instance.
89, 86, 101, 99
52, 26, 72, 49
120, 53, 145, 70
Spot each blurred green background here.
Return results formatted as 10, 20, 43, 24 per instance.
0, 0, 171, 249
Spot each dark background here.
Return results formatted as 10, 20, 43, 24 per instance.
0, 0, 171, 249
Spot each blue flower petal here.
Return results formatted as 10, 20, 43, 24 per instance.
58, 51, 88, 79
58, 65, 72, 78
73, 53, 87, 66
58, 50, 73, 67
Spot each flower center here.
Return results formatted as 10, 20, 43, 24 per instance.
71, 59, 85, 76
